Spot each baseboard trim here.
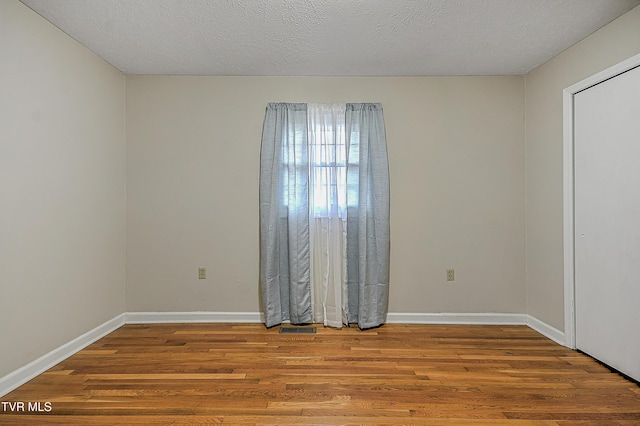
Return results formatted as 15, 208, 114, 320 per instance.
387, 312, 565, 345
525, 315, 566, 346
0, 311, 566, 398
125, 311, 263, 324
0, 313, 126, 398
386, 312, 526, 325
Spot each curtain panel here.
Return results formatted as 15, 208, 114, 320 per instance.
259, 102, 390, 329
259, 103, 312, 327
345, 103, 390, 329
308, 104, 348, 328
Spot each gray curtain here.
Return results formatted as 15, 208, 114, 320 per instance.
259, 102, 390, 329
259, 103, 312, 327
345, 103, 390, 329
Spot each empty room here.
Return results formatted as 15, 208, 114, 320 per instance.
2, 0, 640, 423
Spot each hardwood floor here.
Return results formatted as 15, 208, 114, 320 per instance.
1, 323, 639, 425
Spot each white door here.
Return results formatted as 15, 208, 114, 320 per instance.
574, 64, 640, 382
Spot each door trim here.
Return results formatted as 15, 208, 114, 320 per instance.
562, 52, 640, 349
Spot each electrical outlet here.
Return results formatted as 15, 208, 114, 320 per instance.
198, 267, 206, 279
446, 269, 455, 282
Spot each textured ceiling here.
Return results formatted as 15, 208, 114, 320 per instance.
19, 0, 640, 76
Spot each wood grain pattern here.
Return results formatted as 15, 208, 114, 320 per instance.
1, 323, 639, 424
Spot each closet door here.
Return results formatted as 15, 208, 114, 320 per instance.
574, 64, 640, 382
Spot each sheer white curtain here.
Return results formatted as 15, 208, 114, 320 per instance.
308, 104, 348, 327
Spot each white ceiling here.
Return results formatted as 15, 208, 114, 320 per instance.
20, 0, 640, 76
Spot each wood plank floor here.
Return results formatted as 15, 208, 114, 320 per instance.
1, 323, 639, 425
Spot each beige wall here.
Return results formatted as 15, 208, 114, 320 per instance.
126, 76, 526, 315
0, 1, 126, 377
524, 5, 640, 330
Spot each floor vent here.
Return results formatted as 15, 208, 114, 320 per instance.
279, 327, 316, 334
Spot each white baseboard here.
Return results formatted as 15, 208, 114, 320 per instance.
0, 313, 126, 398
125, 311, 263, 324
525, 314, 566, 346
386, 312, 526, 325
0, 310, 566, 398
387, 312, 566, 346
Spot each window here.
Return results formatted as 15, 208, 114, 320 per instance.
308, 104, 347, 218
282, 103, 353, 218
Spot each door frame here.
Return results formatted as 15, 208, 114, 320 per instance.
562, 52, 640, 349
